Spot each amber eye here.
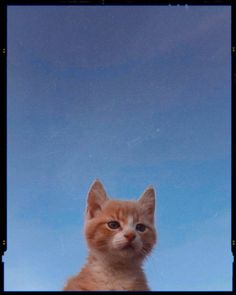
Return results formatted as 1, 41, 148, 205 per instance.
136, 223, 146, 232
107, 221, 120, 229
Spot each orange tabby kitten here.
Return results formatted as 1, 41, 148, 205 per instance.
63, 179, 157, 291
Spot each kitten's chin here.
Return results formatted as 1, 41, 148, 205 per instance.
90, 246, 145, 263
111, 244, 144, 260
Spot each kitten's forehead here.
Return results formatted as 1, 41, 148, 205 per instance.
101, 200, 139, 220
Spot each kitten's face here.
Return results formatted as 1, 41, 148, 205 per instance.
84, 180, 157, 261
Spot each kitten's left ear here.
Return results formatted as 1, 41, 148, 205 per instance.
86, 179, 109, 219
138, 186, 156, 223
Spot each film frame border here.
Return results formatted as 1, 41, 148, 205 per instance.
0, 0, 234, 292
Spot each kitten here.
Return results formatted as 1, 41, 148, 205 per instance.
63, 179, 157, 291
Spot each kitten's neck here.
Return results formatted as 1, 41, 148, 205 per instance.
77, 250, 149, 291
87, 250, 143, 271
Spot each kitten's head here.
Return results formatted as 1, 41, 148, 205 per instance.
84, 179, 157, 262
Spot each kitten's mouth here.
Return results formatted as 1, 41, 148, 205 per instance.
122, 244, 134, 250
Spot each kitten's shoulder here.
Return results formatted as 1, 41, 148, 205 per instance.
63, 263, 101, 291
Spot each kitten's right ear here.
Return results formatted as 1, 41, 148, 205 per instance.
86, 179, 108, 219
138, 185, 156, 223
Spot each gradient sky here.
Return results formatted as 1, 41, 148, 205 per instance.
5, 5, 231, 291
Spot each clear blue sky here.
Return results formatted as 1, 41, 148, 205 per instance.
5, 5, 231, 291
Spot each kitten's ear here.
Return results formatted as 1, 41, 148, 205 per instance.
138, 186, 156, 223
86, 179, 108, 219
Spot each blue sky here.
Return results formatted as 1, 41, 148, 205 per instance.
5, 5, 231, 291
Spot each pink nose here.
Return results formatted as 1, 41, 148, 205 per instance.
124, 232, 136, 242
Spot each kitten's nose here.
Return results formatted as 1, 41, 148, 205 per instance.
124, 232, 136, 242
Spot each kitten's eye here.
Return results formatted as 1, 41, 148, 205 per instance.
107, 221, 120, 229
136, 223, 146, 232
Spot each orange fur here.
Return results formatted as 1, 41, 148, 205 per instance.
63, 180, 157, 291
